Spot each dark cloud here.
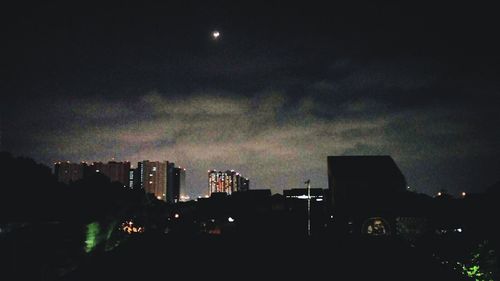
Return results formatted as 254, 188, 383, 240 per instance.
2, 1, 500, 197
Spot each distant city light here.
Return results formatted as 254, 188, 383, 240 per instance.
212, 30, 220, 39
457, 228, 462, 233
437, 192, 442, 196
121, 220, 144, 234
461, 192, 466, 197
228, 217, 235, 223
174, 213, 180, 219
157, 196, 162, 200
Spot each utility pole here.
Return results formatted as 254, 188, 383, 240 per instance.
305, 179, 311, 236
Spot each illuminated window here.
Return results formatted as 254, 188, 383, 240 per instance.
152, 167, 157, 171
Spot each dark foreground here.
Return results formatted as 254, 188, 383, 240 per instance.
62, 233, 466, 281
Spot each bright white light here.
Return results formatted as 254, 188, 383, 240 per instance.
316, 198, 323, 202
157, 196, 162, 200
212, 30, 220, 39
330, 215, 334, 219
457, 228, 462, 233
228, 217, 235, 223
174, 213, 180, 219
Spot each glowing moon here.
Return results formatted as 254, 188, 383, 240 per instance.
212, 30, 220, 39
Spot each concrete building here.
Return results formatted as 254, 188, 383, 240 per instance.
208, 170, 249, 196
138, 161, 168, 201
54, 161, 85, 184
136, 160, 185, 203
87, 161, 131, 187
327, 155, 407, 236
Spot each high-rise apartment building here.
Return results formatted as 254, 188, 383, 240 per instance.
136, 160, 185, 203
208, 169, 249, 196
54, 161, 85, 184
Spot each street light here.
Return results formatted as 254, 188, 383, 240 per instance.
304, 179, 311, 236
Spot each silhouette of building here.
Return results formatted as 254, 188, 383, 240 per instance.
165, 162, 175, 203
86, 161, 131, 187
240, 177, 250, 192
54, 161, 85, 184
327, 155, 407, 236
171, 167, 186, 203
208, 170, 249, 195
54, 160, 131, 187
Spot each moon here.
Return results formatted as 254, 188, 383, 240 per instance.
212, 30, 220, 39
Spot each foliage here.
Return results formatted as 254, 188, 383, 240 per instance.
457, 240, 497, 281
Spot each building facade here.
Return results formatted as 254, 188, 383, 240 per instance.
138, 161, 168, 201
327, 155, 407, 236
55, 159, 184, 203
136, 160, 185, 203
87, 161, 131, 187
170, 167, 186, 203
54, 162, 85, 184
54, 160, 131, 187
208, 170, 249, 196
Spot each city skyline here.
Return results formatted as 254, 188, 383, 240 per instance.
3, 2, 500, 198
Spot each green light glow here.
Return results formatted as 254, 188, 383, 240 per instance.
85, 222, 100, 253
458, 257, 494, 281
104, 221, 118, 252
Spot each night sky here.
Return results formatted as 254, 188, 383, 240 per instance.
3, 1, 500, 198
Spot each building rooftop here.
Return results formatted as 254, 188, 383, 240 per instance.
328, 155, 406, 184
